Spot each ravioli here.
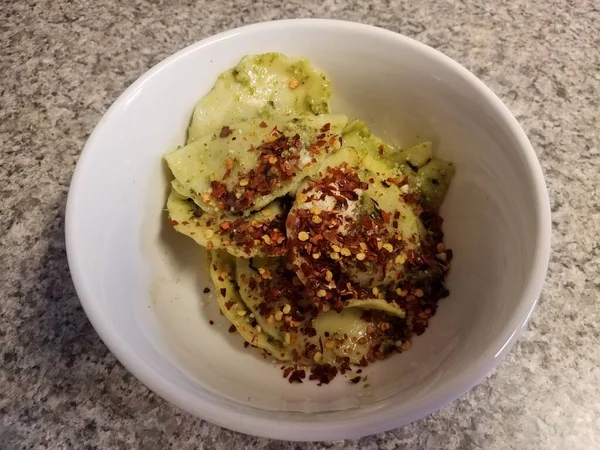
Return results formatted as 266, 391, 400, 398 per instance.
164, 53, 455, 384
235, 257, 289, 340
344, 119, 455, 209
311, 308, 379, 365
165, 114, 347, 215
209, 250, 290, 360
411, 158, 455, 209
229, 254, 405, 366
342, 119, 394, 157
166, 189, 288, 258
287, 152, 425, 290
187, 53, 332, 143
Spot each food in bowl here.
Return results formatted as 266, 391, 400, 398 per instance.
163, 53, 455, 384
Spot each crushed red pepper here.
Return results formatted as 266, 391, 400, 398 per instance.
186, 198, 289, 256
288, 369, 306, 384
208, 126, 339, 214
217, 209, 289, 257
287, 164, 416, 312
219, 126, 232, 138
205, 148, 452, 385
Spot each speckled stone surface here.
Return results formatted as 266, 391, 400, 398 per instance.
1, 0, 599, 448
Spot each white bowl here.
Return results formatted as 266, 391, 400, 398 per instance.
66, 19, 551, 440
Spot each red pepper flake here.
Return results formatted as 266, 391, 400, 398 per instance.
291, 349, 300, 361
210, 181, 227, 199
206, 130, 321, 213
309, 364, 338, 385
219, 126, 232, 138
283, 366, 294, 379
224, 301, 234, 310
203, 287, 211, 293
228, 324, 236, 333
305, 327, 317, 337
168, 220, 179, 226
381, 210, 391, 223
321, 122, 331, 132
209, 320, 214, 325
220, 288, 227, 297
288, 369, 306, 384
350, 376, 361, 384
244, 341, 250, 348
259, 121, 268, 128
378, 145, 384, 155
404, 192, 421, 205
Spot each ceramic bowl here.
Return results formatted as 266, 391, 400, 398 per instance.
66, 19, 551, 440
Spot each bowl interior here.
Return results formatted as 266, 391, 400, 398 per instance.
67, 20, 549, 440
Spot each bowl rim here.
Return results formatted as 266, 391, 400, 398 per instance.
66, 18, 551, 441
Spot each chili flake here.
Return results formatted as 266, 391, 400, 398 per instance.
219, 126, 233, 138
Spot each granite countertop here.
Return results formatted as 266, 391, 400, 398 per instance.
1, 0, 599, 448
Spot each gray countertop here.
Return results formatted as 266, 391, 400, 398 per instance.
1, 1, 599, 449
